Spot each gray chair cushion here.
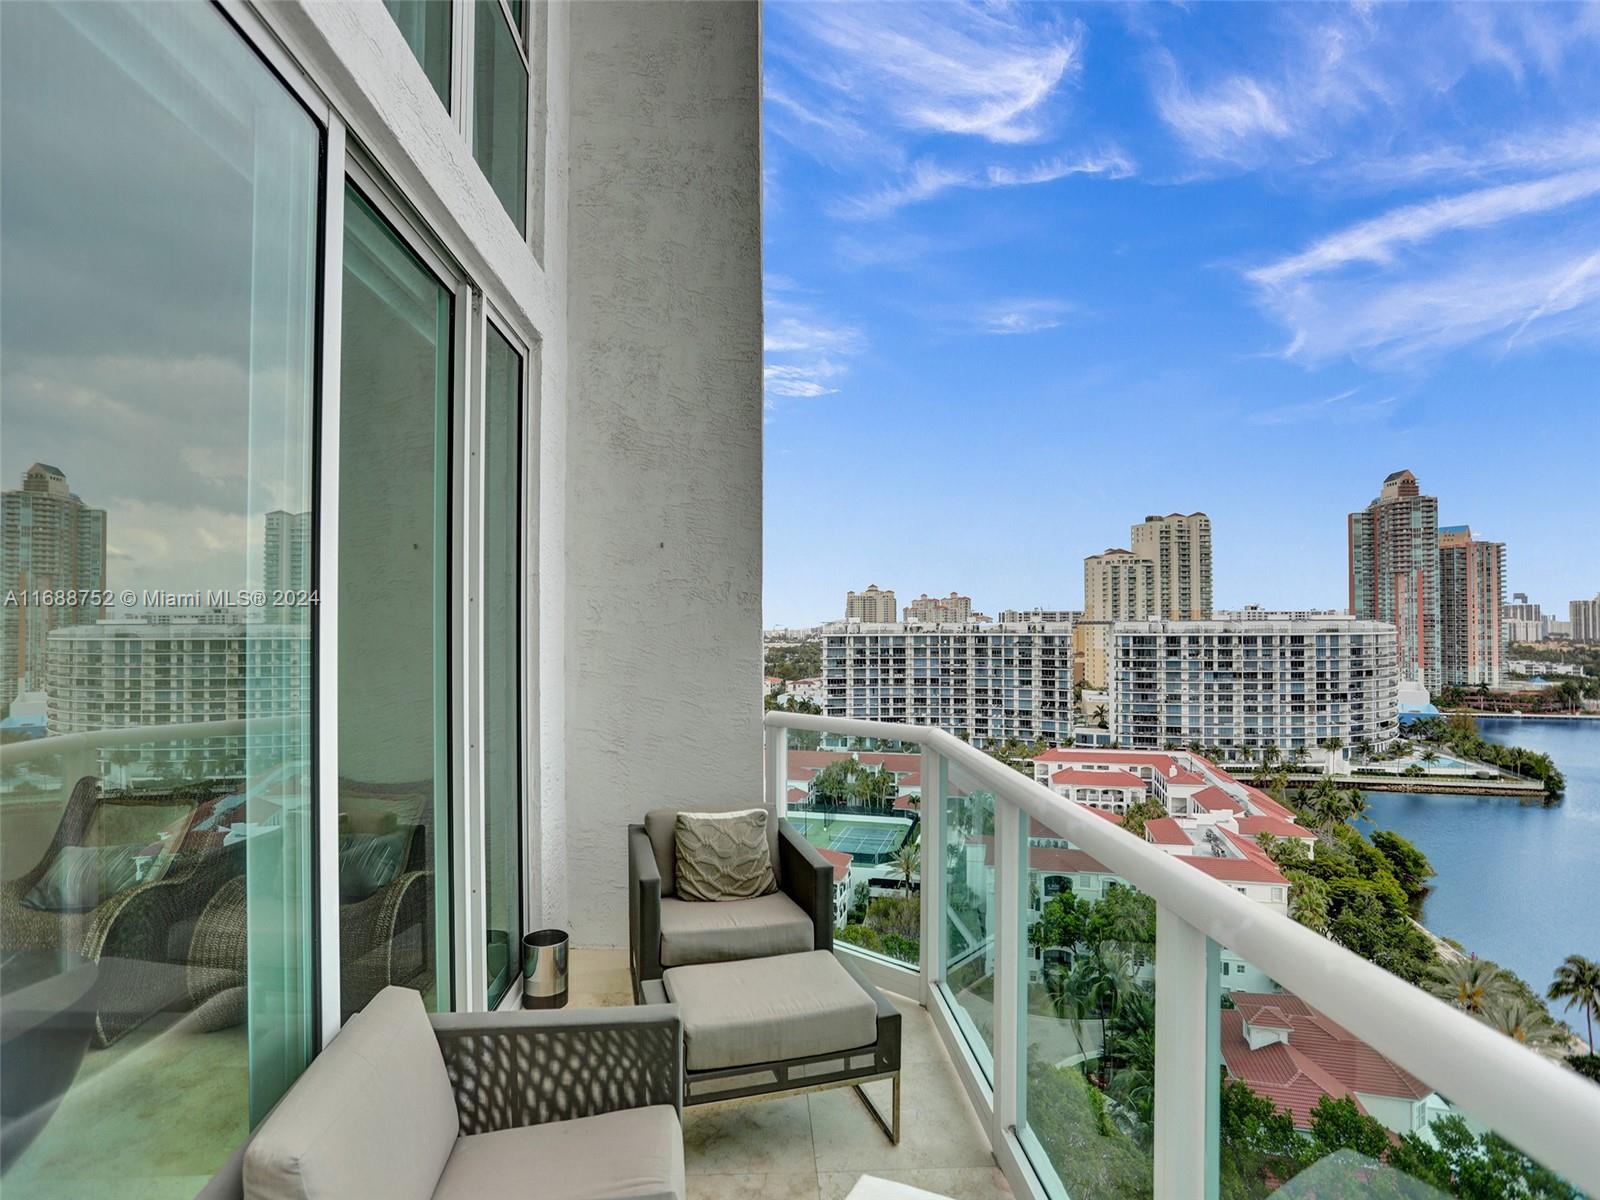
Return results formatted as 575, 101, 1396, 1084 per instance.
243, 986, 458, 1200
664, 950, 878, 1071
432, 1105, 684, 1200
643, 809, 679, 898
673, 810, 777, 902
658, 892, 814, 968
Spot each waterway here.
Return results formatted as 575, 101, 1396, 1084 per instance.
1363, 718, 1600, 995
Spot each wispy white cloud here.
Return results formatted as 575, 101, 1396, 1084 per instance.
1246, 387, 1399, 427
1154, 64, 1291, 165
1255, 235, 1600, 367
1251, 168, 1600, 288
763, 300, 865, 406
836, 149, 1135, 219
775, 4, 1086, 146
978, 299, 1075, 336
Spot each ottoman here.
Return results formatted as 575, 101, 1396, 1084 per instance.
640, 949, 902, 1142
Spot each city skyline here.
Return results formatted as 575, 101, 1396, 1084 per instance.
762, 2, 1600, 627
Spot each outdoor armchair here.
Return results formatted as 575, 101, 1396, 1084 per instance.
629, 811, 833, 999
223, 987, 685, 1200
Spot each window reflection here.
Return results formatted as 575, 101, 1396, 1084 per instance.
337, 186, 454, 1018
1, 2, 318, 1192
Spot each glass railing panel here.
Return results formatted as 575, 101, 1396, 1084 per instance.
781, 729, 922, 969
941, 761, 997, 1075
1017, 836, 1158, 1199
1207, 941, 1589, 1200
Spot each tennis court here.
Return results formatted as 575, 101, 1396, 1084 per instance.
787, 808, 914, 864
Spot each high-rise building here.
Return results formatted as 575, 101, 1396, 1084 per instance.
1109, 617, 1400, 754
903, 592, 973, 623
1438, 526, 1504, 687
1572, 594, 1600, 644
1503, 594, 1545, 645
1083, 549, 1157, 623
46, 610, 310, 776
1079, 549, 1157, 690
823, 619, 1074, 745
1348, 469, 1440, 691
844, 584, 897, 622
1131, 512, 1212, 620
264, 510, 313, 594
1, 463, 108, 707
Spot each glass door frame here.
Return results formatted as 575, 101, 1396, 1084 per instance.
475, 301, 536, 1011
227, 0, 548, 1038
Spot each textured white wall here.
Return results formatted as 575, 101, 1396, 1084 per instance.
564, 1, 764, 946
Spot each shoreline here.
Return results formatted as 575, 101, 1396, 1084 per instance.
1446, 710, 1599, 720
1249, 770, 1550, 798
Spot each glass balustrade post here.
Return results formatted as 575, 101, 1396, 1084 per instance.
918, 746, 945, 994
993, 797, 1026, 1138
1153, 906, 1211, 1200
765, 720, 788, 818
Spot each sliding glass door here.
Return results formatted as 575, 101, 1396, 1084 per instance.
0, 2, 318, 1192
337, 186, 454, 1018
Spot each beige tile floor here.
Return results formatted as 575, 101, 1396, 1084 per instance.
569, 948, 1014, 1200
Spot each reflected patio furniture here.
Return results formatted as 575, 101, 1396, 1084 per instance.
0, 949, 99, 1172
185, 827, 434, 1029
232, 986, 685, 1200
628, 811, 835, 1001
0, 776, 237, 1046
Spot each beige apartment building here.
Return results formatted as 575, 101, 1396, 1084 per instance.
844, 583, 898, 622
1080, 548, 1158, 688
1439, 525, 1505, 687
1131, 512, 1213, 620
1349, 469, 1441, 692
903, 591, 973, 622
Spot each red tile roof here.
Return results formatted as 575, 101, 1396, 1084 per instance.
1221, 992, 1431, 1127
1181, 855, 1288, 886
1050, 768, 1146, 789
785, 750, 922, 775
1191, 785, 1245, 813
1240, 785, 1298, 821
817, 848, 853, 883
976, 837, 1113, 875
1145, 817, 1191, 846
786, 788, 809, 804
1220, 1009, 1359, 1128
1082, 806, 1125, 824
1235, 815, 1315, 841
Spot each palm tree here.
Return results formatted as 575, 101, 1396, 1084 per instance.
1428, 957, 1506, 1015
891, 841, 920, 894
1548, 955, 1600, 1048
1484, 998, 1560, 1047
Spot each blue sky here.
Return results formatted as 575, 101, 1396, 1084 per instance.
761, 1, 1600, 628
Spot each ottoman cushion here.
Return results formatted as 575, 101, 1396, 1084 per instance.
664, 951, 877, 1071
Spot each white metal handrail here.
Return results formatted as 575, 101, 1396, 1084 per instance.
0, 717, 296, 765
764, 710, 1600, 1197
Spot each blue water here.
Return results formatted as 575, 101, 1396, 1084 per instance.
1362, 719, 1600, 994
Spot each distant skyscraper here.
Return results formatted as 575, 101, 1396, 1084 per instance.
1438, 526, 1504, 687
845, 584, 897, 622
263, 510, 312, 593
1131, 512, 1212, 620
1348, 469, 1441, 691
1083, 549, 1157, 623
1, 463, 108, 707
903, 592, 973, 623
1572, 594, 1600, 645
1081, 549, 1158, 690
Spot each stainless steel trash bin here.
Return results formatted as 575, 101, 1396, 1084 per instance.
522, 929, 568, 1009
